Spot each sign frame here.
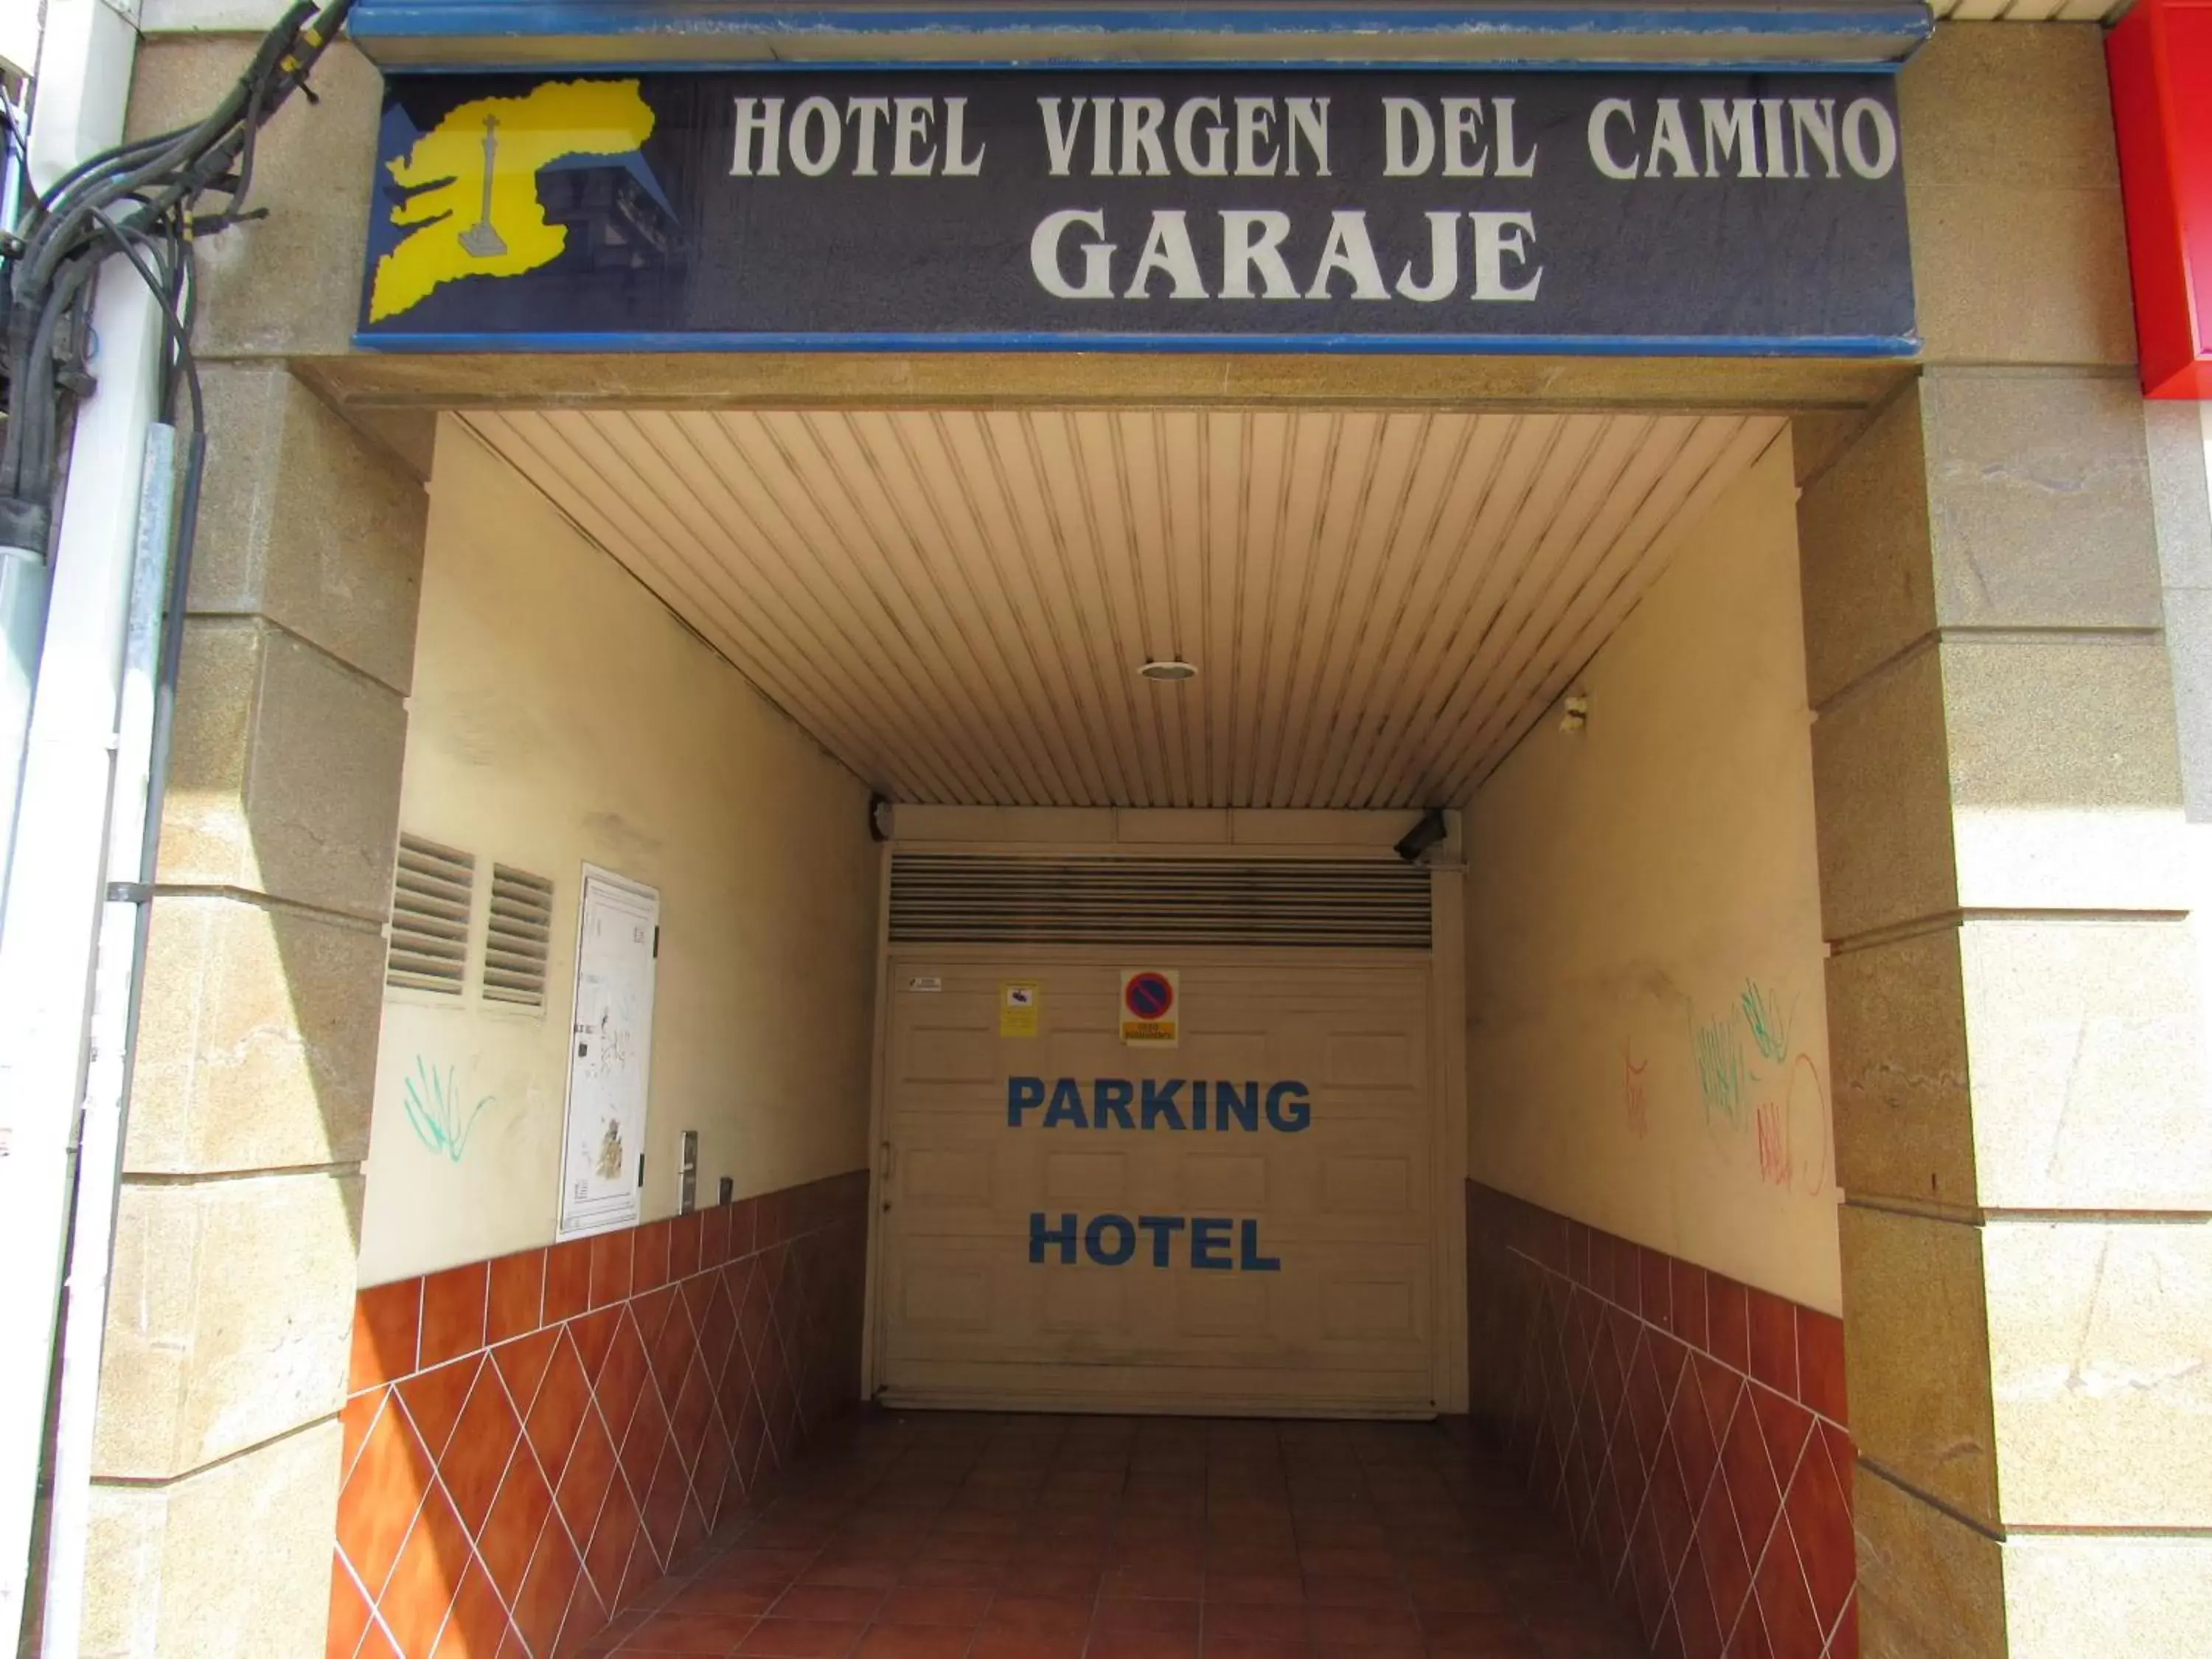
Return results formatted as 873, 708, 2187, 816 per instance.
355, 64, 1918, 359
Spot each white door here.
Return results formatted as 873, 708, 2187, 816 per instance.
556, 866, 659, 1239
876, 953, 1436, 1416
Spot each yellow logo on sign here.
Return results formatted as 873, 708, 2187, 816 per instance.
369, 80, 657, 322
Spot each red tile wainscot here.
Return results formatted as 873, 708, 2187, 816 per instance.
330, 1170, 869, 1658
1465, 1180, 1857, 1659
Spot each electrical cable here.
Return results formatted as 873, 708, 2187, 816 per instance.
0, 0, 355, 555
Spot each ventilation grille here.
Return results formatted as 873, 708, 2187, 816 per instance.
484, 864, 556, 1007
889, 855, 1431, 949
387, 834, 473, 994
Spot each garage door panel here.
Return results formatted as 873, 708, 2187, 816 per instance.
1043, 1149, 1132, 1204
894, 1253, 995, 1332
1177, 1152, 1268, 1210
879, 1360, 1432, 1416
1324, 1031, 1422, 1086
1320, 1152, 1419, 1217
900, 1023, 1000, 1082
1046, 1029, 1121, 1074
880, 950, 1436, 1414
901, 1147, 996, 1208
1319, 1274, 1422, 1345
1039, 1271, 1130, 1336
1175, 1274, 1272, 1338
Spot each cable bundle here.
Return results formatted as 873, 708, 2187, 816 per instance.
0, 0, 355, 559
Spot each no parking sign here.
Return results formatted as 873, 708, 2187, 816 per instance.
1119, 968, 1179, 1048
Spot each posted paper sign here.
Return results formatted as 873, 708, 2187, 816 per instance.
1001, 980, 1040, 1037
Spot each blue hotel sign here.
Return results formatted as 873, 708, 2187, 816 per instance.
358, 69, 1914, 354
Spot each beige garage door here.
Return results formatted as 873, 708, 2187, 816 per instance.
876, 894, 1439, 1415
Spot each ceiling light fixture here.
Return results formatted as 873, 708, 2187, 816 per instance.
1139, 658, 1197, 682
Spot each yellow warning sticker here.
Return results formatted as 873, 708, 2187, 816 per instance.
1119, 967, 1179, 1047
1000, 980, 1041, 1037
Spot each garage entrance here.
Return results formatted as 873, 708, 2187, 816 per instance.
312, 375, 1856, 1659
876, 852, 1443, 1415
431, 401, 1787, 1429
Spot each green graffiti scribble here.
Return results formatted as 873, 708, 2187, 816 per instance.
1691, 1016, 1750, 1128
402, 1057, 493, 1164
1738, 981, 1795, 1067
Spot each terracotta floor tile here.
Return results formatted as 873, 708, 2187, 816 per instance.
1299, 1575, 1411, 1608
897, 1559, 1004, 1591
965, 1632, 1085, 1659
734, 1618, 866, 1657
1104, 1562, 1206, 1600
1086, 1632, 1203, 1659
1305, 1604, 1424, 1646
672, 1585, 784, 1618
1203, 1573, 1303, 1607
1201, 1601, 1309, 1641
560, 1411, 1655, 1659
1097, 1596, 1202, 1635
976, 1595, 1093, 1636
850, 1627, 971, 1659
621, 1610, 762, 1651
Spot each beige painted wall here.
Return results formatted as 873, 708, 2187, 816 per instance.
1464, 435, 1841, 1314
357, 418, 881, 1286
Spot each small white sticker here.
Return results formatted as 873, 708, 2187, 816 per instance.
906, 975, 943, 993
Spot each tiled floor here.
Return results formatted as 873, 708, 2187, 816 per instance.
577, 1412, 1648, 1659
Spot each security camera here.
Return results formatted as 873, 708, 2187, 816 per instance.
1394, 807, 1448, 863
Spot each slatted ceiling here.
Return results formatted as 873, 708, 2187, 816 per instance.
1931, 0, 2115, 15
467, 406, 1784, 809
889, 855, 1432, 948
387, 833, 473, 995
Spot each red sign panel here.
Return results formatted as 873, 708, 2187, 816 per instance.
2110, 0, 2212, 398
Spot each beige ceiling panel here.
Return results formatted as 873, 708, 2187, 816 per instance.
466, 406, 1784, 810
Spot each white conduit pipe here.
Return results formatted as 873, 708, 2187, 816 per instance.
0, 268, 160, 1654
0, 0, 156, 1624
38, 422, 176, 1659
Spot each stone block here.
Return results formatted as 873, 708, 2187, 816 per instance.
1809, 644, 1957, 942
1787, 408, 1876, 491
1906, 183, 2135, 369
2144, 401, 2212, 591
1824, 926, 1975, 1211
2003, 1532, 2212, 1659
1798, 387, 1937, 708
125, 894, 386, 1176
1942, 636, 2190, 912
1983, 1219, 2212, 1528
1959, 919, 2212, 1212
189, 364, 426, 695
1922, 371, 2161, 633
126, 39, 381, 361
1899, 25, 2133, 368
2160, 587, 2212, 824
82, 1419, 341, 1659
1900, 24, 2121, 194
1826, 914, 2212, 1217
94, 1172, 362, 1480
1839, 1203, 1997, 1526
1852, 1466, 2006, 1659
157, 616, 408, 923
